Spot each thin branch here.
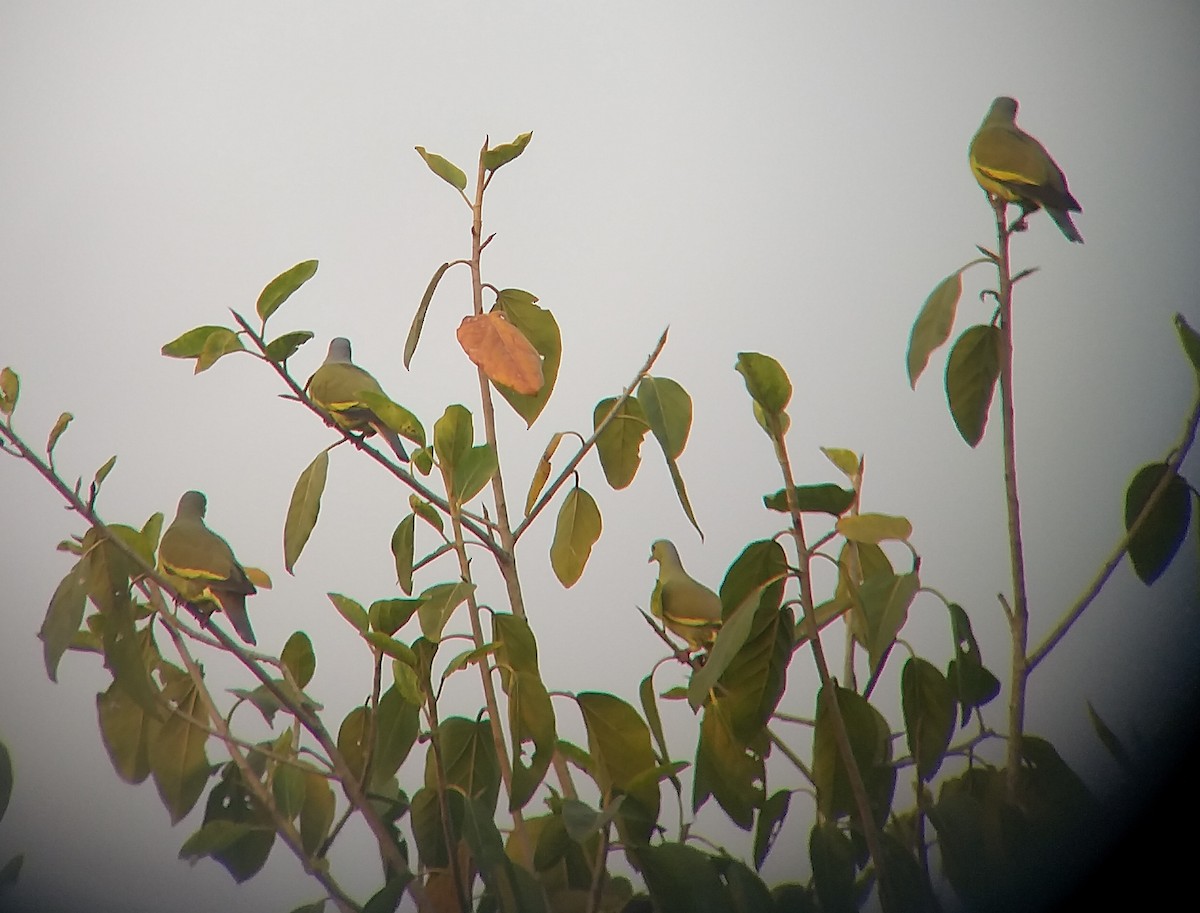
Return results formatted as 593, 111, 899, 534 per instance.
1028, 389, 1200, 671
513, 327, 669, 540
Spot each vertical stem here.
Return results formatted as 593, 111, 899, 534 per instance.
772, 428, 894, 912
993, 197, 1031, 800
468, 138, 526, 620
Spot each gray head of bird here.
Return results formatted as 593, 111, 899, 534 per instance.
988, 96, 1018, 121
648, 539, 681, 567
327, 337, 353, 363
177, 490, 208, 520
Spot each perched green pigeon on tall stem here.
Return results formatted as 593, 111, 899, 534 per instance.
158, 490, 258, 645
969, 96, 1083, 243
648, 539, 723, 652
305, 337, 409, 461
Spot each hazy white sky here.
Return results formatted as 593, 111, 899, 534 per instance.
2, 3, 1198, 911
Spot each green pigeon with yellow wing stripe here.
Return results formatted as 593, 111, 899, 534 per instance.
649, 539, 723, 652
158, 490, 258, 645
305, 337, 409, 462
969, 96, 1083, 243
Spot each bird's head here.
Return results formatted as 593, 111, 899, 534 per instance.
327, 337, 353, 362
648, 539, 679, 566
178, 490, 207, 519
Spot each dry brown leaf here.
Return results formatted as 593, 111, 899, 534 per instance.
456, 312, 544, 395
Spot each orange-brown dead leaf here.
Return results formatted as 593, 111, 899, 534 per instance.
457, 312, 544, 395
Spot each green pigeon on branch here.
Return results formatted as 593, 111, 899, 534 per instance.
305, 337, 409, 462
648, 539, 723, 652
969, 96, 1083, 243
158, 490, 258, 645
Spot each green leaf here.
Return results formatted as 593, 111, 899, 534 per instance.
687, 584, 767, 712
273, 762, 307, 821
198, 767, 276, 883
337, 706, 370, 783
631, 843, 731, 913
38, 559, 90, 681
97, 679, 159, 784
179, 819, 255, 862
1174, 313, 1200, 377
92, 454, 117, 492
858, 570, 920, 677
416, 581, 475, 643
328, 593, 369, 634
390, 514, 415, 596
638, 376, 692, 460
901, 657, 955, 780
594, 396, 649, 490
1124, 462, 1191, 585
281, 631, 316, 689
666, 455, 704, 539
0, 367, 17, 416
404, 261, 452, 369
364, 632, 416, 664
1086, 701, 1135, 776
149, 684, 211, 824
550, 487, 602, 587
753, 789, 790, 871
284, 450, 329, 574
265, 330, 315, 363
195, 327, 246, 373
821, 446, 861, 480
484, 131, 533, 172
945, 324, 1000, 447
433, 403, 474, 470
372, 686, 420, 786
300, 769, 335, 856
370, 598, 420, 635
46, 411, 73, 457
452, 444, 498, 503
161, 325, 230, 358
257, 260, 318, 322
423, 717, 501, 813
415, 146, 467, 191
809, 821, 857, 913
907, 270, 964, 388
576, 692, 660, 845
493, 289, 562, 427
836, 512, 913, 543
0, 739, 13, 825
946, 657, 1001, 712
363, 876, 412, 913
411, 496, 444, 535
735, 352, 792, 415
812, 684, 894, 824
763, 484, 856, 516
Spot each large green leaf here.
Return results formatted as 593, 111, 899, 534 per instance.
372, 686, 420, 787
494, 615, 556, 811
38, 559, 90, 681
300, 767, 335, 856
631, 843, 732, 913
284, 450, 328, 574
735, 352, 792, 416
945, 324, 1000, 447
763, 484, 856, 516
281, 631, 316, 689
390, 514, 415, 595
149, 684, 211, 824
900, 657, 955, 780
424, 717, 501, 815
637, 376, 692, 460
693, 703, 765, 830
812, 684, 895, 825
256, 260, 318, 322
809, 821, 857, 913
593, 395, 649, 490
1124, 462, 1192, 584
549, 487, 602, 587
576, 692, 659, 845
907, 270, 964, 388
97, 679, 160, 784
416, 580, 475, 643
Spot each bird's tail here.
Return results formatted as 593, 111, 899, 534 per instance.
376, 424, 410, 462
1048, 207, 1084, 244
221, 596, 257, 646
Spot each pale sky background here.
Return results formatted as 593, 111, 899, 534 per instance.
2, 3, 1198, 912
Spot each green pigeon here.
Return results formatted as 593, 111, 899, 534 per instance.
648, 539, 723, 652
305, 337, 409, 462
158, 490, 258, 645
969, 96, 1083, 243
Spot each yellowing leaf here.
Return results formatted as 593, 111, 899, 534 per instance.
550, 488, 602, 588
525, 432, 564, 515
46, 412, 73, 457
820, 447, 861, 480
837, 513, 912, 543
483, 132, 533, 172
456, 313, 544, 395
414, 146, 467, 192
